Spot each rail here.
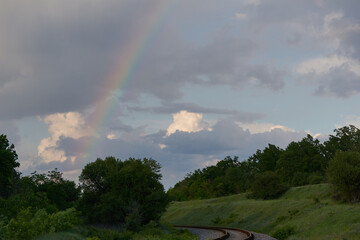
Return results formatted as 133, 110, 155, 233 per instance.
175, 225, 254, 240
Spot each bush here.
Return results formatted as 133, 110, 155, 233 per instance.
211, 216, 222, 225
271, 225, 296, 240
291, 172, 309, 186
87, 227, 133, 240
1, 208, 79, 240
308, 173, 324, 185
50, 208, 79, 232
327, 151, 360, 202
250, 171, 288, 200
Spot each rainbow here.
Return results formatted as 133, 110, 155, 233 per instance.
78, 0, 178, 159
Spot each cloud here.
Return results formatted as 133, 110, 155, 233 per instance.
128, 102, 265, 123
237, 122, 295, 134
0, 0, 290, 122
243, 0, 261, 6
0, 120, 20, 146
235, 13, 247, 20
296, 55, 360, 97
27, 111, 308, 188
296, 55, 360, 76
37, 112, 92, 163
166, 110, 211, 136
162, 119, 306, 156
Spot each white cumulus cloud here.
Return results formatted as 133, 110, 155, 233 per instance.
237, 122, 295, 134
166, 110, 211, 136
37, 112, 92, 163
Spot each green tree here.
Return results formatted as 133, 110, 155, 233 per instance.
277, 135, 325, 186
327, 151, 360, 202
0, 134, 19, 198
250, 171, 288, 200
323, 125, 360, 160
30, 169, 80, 210
249, 144, 283, 173
78, 157, 167, 229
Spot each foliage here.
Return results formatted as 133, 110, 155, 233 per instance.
249, 171, 288, 200
323, 125, 360, 160
271, 225, 296, 240
169, 134, 330, 201
78, 157, 168, 228
86, 227, 133, 240
248, 144, 283, 173
0, 190, 56, 222
0, 134, 19, 198
277, 135, 325, 185
30, 169, 81, 210
0, 207, 79, 240
327, 151, 360, 202
167, 156, 253, 201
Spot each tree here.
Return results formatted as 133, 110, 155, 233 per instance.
249, 144, 283, 173
78, 157, 167, 229
30, 169, 80, 210
0, 134, 19, 198
327, 151, 360, 202
277, 135, 325, 186
323, 125, 360, 160
250, 171, 288, 200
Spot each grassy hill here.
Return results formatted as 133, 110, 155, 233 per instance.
162, 184, 360, 240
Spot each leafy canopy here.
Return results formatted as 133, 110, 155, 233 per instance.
78, 157, 167, 229
0, 134, 19, 198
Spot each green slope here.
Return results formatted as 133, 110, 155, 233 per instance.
162, 184, 360, 240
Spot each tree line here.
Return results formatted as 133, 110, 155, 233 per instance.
168, 125, 360, 201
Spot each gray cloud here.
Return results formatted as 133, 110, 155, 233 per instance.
27, 118, 306, 188
0, 121, 20, 146
162, 119, 306, 156
127, 102, 265, 123
0, 0, 288, 121
314, 68, 360, 98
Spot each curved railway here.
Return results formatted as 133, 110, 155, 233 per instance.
175, 225, 254, 240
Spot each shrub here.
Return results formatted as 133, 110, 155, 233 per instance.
50, 208, 79, 232
291, 172, 309, 186
87, 227, 133, 240
327, 151, 360, 202
211, 216, 222, 225
1, 208, 79, 240
271, 225, 296, 240
4, 208, 51, 240
308, 173, 324, 185
250, 171, 288, 200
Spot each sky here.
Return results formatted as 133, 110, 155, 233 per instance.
1, 0, 360, 188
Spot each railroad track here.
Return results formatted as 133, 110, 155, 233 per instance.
175, 225, 254, 240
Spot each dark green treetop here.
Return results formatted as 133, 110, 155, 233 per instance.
0, 134, 19, 198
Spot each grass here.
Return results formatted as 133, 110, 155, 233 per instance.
34, 223, 196, 240
161, 184, 360, 240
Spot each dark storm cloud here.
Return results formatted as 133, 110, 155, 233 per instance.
0, 0, 289, 121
